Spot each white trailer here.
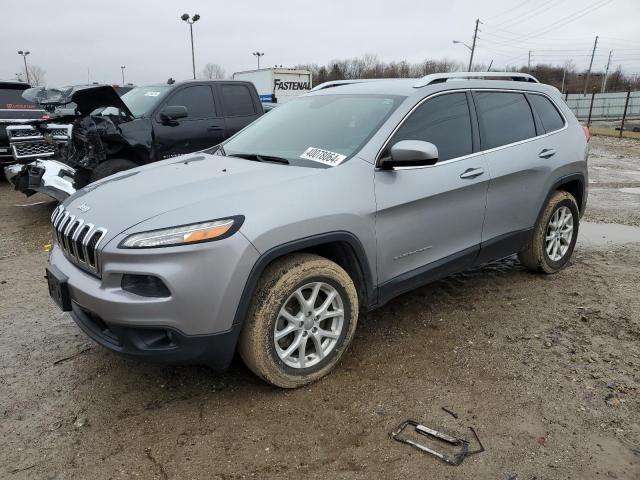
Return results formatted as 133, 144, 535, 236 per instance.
232, 68, 312, 104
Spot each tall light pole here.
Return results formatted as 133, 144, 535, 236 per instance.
18, 51, 31, 84
181, 13, 200, 79
452, 40, 473, 70
252, 52, 264, 69
120, 65, 126, 85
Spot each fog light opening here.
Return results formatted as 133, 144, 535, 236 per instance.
121, 274, 171, 298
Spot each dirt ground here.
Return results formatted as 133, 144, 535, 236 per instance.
1, 136, 639, 480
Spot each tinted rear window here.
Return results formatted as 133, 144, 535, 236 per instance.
529, 94, 565, 133
0, 88, 37, 110
475, 92, 536, 149
166, 86, 216, 119
388, 92, 473, 161
221, 84, 256, 116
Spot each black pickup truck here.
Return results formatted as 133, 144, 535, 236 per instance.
0, 81, 45, 169
6, 80, 264, 197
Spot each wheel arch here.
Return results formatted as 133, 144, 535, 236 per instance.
536, 173, 586, 227
232, 232, 376, 328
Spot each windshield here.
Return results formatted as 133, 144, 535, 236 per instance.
103, 86, 171, 117
220, 94, 403, 167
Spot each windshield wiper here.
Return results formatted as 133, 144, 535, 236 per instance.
227, 153, 289, 164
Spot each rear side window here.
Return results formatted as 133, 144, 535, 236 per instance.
388, 92, 472, 161
474, 92, 536, 149
529, 94, 565, 133
166, 86, 216, 119
221, 84, 256, 116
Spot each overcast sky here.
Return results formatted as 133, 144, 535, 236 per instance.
2, 0, 639, 86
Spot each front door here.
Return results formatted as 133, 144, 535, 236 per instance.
153, 84, 225, 160
374, 91, 489, 300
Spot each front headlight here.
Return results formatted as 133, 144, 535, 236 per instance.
120, 217, 242, 248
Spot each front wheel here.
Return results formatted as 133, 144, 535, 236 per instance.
519, 190, 579, 273
238, 253, 359, 388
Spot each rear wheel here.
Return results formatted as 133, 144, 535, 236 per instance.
238, 253, 359, 388
89, 158, 137, 183
519, 190, 579, 273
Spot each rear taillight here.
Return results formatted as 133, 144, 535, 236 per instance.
583, 126, 590, 142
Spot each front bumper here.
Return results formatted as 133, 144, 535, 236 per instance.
5, 159, 76, 201
70, 301, 241, 368
48, 231, 260, 367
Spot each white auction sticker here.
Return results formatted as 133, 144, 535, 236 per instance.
144, 91, 161, 97
300, 147, 347, 166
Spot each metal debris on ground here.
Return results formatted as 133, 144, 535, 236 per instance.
441, 407, 459, 419
391, 419, 485, 466
14, 201, 47, 207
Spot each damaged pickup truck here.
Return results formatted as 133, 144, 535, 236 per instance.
5, 80, 264, 200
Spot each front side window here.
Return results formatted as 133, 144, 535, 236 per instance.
166, 86, 216, 119
220, 94, 403, 167
528, 94, 565, 133
474, 91, 536, 149
386, 92, 473, 162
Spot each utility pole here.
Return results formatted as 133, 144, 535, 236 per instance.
527, 50, 532, 72
584, 35, 598, 95
487, 59, 493, 72
468, 18, 480, 71
561, 62, 568, 94
601, 50, 612, 93
120, 65, 126, 85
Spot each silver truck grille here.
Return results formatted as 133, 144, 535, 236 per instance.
7, 124, 72, 141
8, 128, 40, 138
12, 142, 57, 159
51, 205, 108, 275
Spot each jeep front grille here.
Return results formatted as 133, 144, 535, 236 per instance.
51, 205, 107, 275
11, 142, 57, 159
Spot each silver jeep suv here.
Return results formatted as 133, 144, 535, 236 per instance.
46, 72, 588, 388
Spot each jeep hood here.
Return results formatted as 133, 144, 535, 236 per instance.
23, 85, 133, 117
63, 153, 322, 239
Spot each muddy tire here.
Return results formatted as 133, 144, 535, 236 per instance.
238, 253, 359, 388
519, 191, 579, 274
89, 159, 138, 183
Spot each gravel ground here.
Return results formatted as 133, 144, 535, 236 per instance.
1, 136, 639, 480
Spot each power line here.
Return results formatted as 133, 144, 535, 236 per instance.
493, 0, 560, 30
481, 0, 612, 47
483, 0, 533, 22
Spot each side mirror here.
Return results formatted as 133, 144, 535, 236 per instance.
379, 140, 439, 169
160, 105, 188, 122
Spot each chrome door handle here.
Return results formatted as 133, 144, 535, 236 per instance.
538, 148, 556, 159
459, 167, 485, 179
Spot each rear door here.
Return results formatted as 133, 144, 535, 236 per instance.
216, 82, 262, 136
374, 91, 489, 299
472, 90, 549, 253
153, 84, 224, 159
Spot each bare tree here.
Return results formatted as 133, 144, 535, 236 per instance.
23, 64, 46, 86
200, 63, 226, 80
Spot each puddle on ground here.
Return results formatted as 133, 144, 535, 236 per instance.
579, 222, 640, 247
619, 187, 640, 195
